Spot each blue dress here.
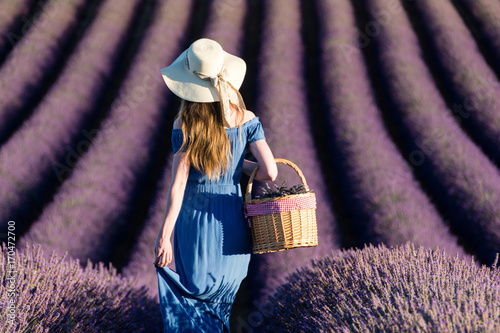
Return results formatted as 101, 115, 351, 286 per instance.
156, 117, 266, 332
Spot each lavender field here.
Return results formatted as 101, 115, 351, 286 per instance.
1, 0, 500, 331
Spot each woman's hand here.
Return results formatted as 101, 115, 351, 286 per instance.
154, 234, 173, 267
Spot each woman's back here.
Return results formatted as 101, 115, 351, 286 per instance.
171, 110, 266, 185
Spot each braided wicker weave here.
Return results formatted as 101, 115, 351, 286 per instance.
244, 158, 318, 254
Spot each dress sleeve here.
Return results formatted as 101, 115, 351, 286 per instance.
171, 131, 187, 154
247, 117, 266, 143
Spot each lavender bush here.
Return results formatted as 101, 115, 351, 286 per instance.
18, 0, 192, 265
405, 0, 500, 166
0, 0, 90, 144
259, 243, 500, 332
0, 0, 145, 232
316, 0, 466, 259
249, 0, 339, 304
0, 242, 162, 332
364, 0, 500, 265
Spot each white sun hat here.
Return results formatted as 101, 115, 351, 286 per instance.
161, 38, 247, 123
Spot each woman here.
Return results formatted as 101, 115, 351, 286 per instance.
154, 38, 277, 332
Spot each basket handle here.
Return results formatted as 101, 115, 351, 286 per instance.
245, 158, 310, 204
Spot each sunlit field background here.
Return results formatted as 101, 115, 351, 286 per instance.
1, 0, 500, 331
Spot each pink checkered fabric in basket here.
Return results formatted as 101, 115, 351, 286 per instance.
246, 196, 316, 216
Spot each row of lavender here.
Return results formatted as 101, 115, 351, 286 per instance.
0, 0, 143, 233
17, 0, 194, 267
314, 0, 467, 258
0, 0, 95, 145
240, 0, 500, 314
360, 0, 500, 265
405, 0, 500, 168
0, 0, 37, 64
456, 0, 500, 77
0, 243, 162, 332
1, 0, 195, 330
245, 0, 500, 328
261, 243, 500, 331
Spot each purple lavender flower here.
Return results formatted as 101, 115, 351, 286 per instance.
260, 243, 500, 332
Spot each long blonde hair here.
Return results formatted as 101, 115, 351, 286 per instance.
175, 99, 244, 181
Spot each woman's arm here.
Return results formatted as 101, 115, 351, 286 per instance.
159, 116, 189, 239
154, 151, 190, 267
159, 152, 190, 239
245, 139, 278, 181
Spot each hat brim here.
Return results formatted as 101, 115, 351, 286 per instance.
161, 49, 246, 103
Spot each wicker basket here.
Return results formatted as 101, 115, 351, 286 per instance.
244, 158, 318, 254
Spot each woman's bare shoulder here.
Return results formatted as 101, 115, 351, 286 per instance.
243, 110, 256, 123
